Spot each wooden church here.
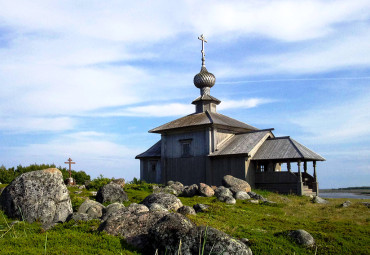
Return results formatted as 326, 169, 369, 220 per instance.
136, 35, 325, 196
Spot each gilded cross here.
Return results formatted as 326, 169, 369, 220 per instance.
198, 34, 207, 66
64, 157, 75, 178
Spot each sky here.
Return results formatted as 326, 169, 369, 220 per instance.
0, 0, 369, 188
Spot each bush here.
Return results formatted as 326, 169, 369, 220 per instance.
86, 175, 111, 190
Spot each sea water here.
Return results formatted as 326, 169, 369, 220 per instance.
320, 192, 370, 199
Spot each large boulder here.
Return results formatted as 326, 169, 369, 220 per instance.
288, 229, 315, 248
101, 202, 125, 221
0, 168, 72, 227
235, 191, 251, 200
177, 205, 196, 215
222, 175, 251, 193
99, 205, 167, 252
215, 186, 233, 202
78, 199, 105, 219
141, 193, 183, 211
197, 226, 253, 255
96, 183, 128, 204
199, 183, 214, 197
248, 191, 267, 202
149, 213, 198, 254
181, 184, 199, 197
148, 214, 252, 255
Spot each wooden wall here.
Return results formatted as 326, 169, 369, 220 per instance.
209, 157, 247, 186
140, 159, 161, 183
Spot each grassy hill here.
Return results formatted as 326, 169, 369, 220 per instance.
1, 183, 369, 254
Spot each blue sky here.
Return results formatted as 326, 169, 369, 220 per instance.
0, 0, 369, 188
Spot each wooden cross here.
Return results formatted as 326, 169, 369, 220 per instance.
64, 157, 75, 178
198, 34, 207, 66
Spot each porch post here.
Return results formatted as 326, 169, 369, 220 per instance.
313, 161, 319, 196
287, 161, 291, 172
297, 161, 303, 195
304, 161, 307, 174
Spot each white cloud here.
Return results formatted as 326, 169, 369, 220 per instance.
289, 94, 370, 144
0, 117, 76, 132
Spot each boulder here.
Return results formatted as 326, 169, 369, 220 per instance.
235, 191, 251, 200
153, 186, 178, 196
340, 200, 351, 208
141, 193, 183, 211
312, 196, 329, 204
288, 229, 315, 248
166, 180, 174, 186
149, 213, 198, 254
222, 175, 251, 193
248, 192, 267, 202
199, 183, 214, 197
249, 200, 259, 204
177, 205, 196, 215
149, 203, 168, 212
169, 182, 185, 195
96, 183, 128, 203
225, 197, 236, 205
68, 212, 92, 222
197, 226, 253, 255
110, 178, 125, 188
215, 186, 233, 202
78, 199, 105, 219
0, 168, 72, 227
361, 202, 370, 208
99, 207, 167, 252
193, 203, 210, 213
181, 184, 198, 197
126, 203, 149, 214
102, 202, 125, 221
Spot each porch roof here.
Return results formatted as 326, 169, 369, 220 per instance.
252, 137, 325, 161
135, 140, 161, 159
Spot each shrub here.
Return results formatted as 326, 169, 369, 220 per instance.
86, 174, 111, 190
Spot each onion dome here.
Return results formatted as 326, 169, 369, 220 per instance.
193, 66, 216, 89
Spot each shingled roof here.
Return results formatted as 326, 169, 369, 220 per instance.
135, 140, 161, 159
149, 111, 258, 133
210, 130, 273, 157
252, 137, 325, 161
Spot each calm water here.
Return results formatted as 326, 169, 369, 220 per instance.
320, 192, 370, 199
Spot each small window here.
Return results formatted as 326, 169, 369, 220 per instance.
149, 161, 156, 171
180, 139, 192, 157
260, 164, 265, 172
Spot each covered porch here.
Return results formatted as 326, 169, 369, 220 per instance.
251, 136, 325, 196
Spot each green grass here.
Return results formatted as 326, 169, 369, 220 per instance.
1, 185, 369, 254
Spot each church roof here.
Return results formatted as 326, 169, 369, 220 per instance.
135, 140, 161, 159
252, 137, 325, 161
149, 111, 258, 133
210, 130, 273, 157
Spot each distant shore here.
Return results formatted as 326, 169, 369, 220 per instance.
320, 188, 370, 196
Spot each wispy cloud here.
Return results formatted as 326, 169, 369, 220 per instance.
0, 117, 77, 133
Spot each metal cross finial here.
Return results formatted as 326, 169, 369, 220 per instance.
198, 34, 207, 67
64, 157, 76, 179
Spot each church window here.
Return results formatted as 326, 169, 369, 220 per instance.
179, 139, 192, 157
260, 164, 265, 172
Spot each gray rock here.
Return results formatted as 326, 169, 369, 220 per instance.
99, 208, 167, 252
312, 196, 329, 204
141, 193, 183, 211
235, 191, 251, 200
181, 184, 198, 197
127, 203, 149, 214
225, 197, 236, 204
340, 200, 351, 207
78, 185, 85, 189
0, 168, 72, 226
249, 200, 259, 204
68, 212, 93, 222
102, 202, 125, 221
167, 180, 174, 186
361, 202, 370, 208
199, 183, 214, 197
169, 182, 185, 195
153, 186, 178, 196
215, 186, 233, 202
149, 203, 168, 212
96, 183, 128, 204
288, 229, 315, 248
78, 199, 105, 219
177, 205, 196, 215
193, 203, 210, 213
248, 192, 267, 202
197, 226, 253, 255
149, 213, 198, 254
110, 178, 125, 188
222, 175, 251, 193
